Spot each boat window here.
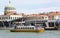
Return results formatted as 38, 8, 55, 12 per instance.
23, 27, 25, 29
43, 23, 46, 27
48, 22, 54, 27
10, 17, 12, 19
24, 27, 27, 29
31, 23, 35, 26
25, 27, 27, 29
28, 27, 29, 29
55, 22, 59, 26
29, 27, 31, 29
21, 27, 22, 29
31, 27, 34, 29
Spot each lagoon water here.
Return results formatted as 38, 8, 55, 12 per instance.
0, 30, 60, 38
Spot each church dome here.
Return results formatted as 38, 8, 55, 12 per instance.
5, 4, 16, 10
4, 1, 16, 15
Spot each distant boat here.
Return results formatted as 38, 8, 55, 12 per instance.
45, 20, 57, 30
56, 19, 60, 30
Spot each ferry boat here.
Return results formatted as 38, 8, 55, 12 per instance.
10, 22, 45, 32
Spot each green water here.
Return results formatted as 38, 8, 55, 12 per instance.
0, 30, 60, 38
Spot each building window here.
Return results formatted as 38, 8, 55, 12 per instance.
39, 17, 41, 19
13, 17, 14, 19
5, 17, 8, 19
10, 17, 12, 19
48, 22, 54, 27
48, 16, 50, 18
17, 17, 19, 19
42, 17, 44, 19
0, 17, 1, 19
15, 17, 16, 19
45, 17, 47, 18
9, 17, 10, 19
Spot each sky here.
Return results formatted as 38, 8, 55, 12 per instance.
0, 0, 60, 14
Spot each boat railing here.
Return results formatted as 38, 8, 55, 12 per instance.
15, 26, 36, 30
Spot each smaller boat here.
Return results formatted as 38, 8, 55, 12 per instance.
45, 20, 57, 30
10, 22, 45, 32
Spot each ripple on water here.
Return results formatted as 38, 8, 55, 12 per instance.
0, 30, 60, 38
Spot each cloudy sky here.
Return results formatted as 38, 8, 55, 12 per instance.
0, 0, 60, 14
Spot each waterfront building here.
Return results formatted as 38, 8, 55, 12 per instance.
0, 1, 23, 27
0, 0, 60, 29
48, 12, 60, 20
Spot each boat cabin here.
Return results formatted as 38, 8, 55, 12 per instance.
16, 26, 35, 30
